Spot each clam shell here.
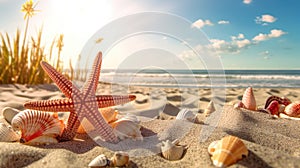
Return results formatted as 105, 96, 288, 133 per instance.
266, 100, 280, 115
175, 108, 195, 122
284, 102, 300, 117
161, 139, 186, 161
1, 107, 20, 124
209, 135, 248, 167
241, 87, 256, 111
111, 115, 142, 140
204, 101, 216, 116
0, 122, 20, 142
88, 154, 110, 168
11, 110, 64, 144
264, 96, 291, 109
110, 151, 129, 167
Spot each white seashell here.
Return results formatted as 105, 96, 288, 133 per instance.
88, 154, 110, 168
1, 107, 20, 124
241, 87, 256, 111
24, 135, 59, 145
279, 113, 300, 121
175, 108, 195, 122
110, 151, 130, 167
204, 101, 216, 116
161, 139, 186, 161
0, 122, 20, 142
111, 115, 142, 140
208, 140, 219, 155
11, 110, 64, 144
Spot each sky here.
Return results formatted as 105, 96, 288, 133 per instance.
0, 0, 299, 70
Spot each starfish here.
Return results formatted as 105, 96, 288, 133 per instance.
24, 52, 136, 143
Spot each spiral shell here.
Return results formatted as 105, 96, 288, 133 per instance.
241, 87, 256, 111
208, 135, 248, 167
88, 154, 110, 168
284, 102, 300, 117
0, 122, 20, 142
204, 101, 216, 117
110, 151, 130, 167
111, 115, 143, 140
11, 110, 64, 144
161, 139, 186, 161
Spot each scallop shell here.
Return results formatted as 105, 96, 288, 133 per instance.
209, 135, 248, 167
284, 102, 300, 117
204, 101, 216, 116
1, 107, 20, 124
111, 115, 143, 140
264, 96, 291, 109
161, 139, 186, 161
241, 87, 256, 111
11, 110, 64, 144
175, 108, 195, 122
88, 154, 110, 168
0, 122, 20, 142
110, 151, 129, 167
24, 135, 59, 145
266, 100, 280, 115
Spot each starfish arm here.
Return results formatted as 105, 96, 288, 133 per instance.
24, 98, 74, 112
82, 52, 102, 96
58, 110, 80, 141
96, 95, 136, 108
40, 61, 80, 98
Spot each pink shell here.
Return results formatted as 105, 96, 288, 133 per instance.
284, 102, 300, 117
264, 96, 291, 109
266, 100, 280, 115
241, 87, 256, 111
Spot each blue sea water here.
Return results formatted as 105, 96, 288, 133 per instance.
100, 69, 300, 88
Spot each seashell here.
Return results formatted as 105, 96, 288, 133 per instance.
208, 135, 248, 167
11, 110, 64, 144
278, 104, 286, 113
77, 118, 95, 134
176, 108, 195, 122
161, 139, 186, 161
233, 101, 245, 109
100, 107, 118, 123
0, 122, 20, 142
24, 135, 59, 145
110, 151, 130, 167
241, 87, 256, 111
279, 113, 300, 121
204, 101, 216, 116
266, 100, 280, 115
1, 107, 20, 124
88, 154, 111, 168
284, 102, 300, 118
111, 115, 143, 140
264, 96, 291, 109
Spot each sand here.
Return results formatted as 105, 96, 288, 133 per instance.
0, 83, 300, 168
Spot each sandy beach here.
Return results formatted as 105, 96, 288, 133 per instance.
0, 83, 300, 168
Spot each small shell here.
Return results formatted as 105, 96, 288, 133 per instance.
209, 135, 248, 167
266, 100, 280, 115
161, 139, 186, 161
176, 109, 195, 122
208, 140, 219, 155
100, 108, 118, 123
204, 101, 216, 116
110, 151, 129, 167
88, 154, 110, 168
278, 104, 286, 113
111, 115, 143, 140
0, 123, 20, 142
241, 87, 256, 111
234, 101, 245, 109
264, 96, 291, 109
11, 110, 64, 144
284, 102, 300, 117
1, 107, 20, 124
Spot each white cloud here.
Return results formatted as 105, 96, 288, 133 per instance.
255, 14, 277, 25
218, 20, 230, 25
253, 29, 287, 42
191, 19, 214, 29
231, 33, 245, 40
243, 0, 252, 4
209, 36, 252, 54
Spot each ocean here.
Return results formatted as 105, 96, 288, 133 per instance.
100, 69, 300, 88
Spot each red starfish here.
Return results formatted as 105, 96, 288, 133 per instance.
24, 52, 136, 143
